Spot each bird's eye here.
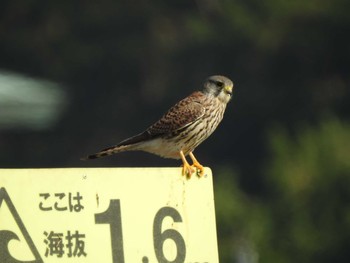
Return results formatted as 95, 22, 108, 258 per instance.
216, 81, 224, 88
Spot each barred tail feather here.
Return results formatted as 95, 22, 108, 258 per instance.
83, 144, 134, 160
82, 131, 154, 160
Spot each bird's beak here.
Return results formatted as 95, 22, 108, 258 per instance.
225, 85, 233, 96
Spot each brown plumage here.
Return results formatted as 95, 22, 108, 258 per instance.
84, 75, 234, 177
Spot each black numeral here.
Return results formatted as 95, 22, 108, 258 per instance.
95, 201, 186, 263
153, 207, 186, 263
95, 199, 124, 263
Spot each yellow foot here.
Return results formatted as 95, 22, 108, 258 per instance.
189, 152, 205, 177
191, 162, 204, 177
180, 151, 206, 178
182, 162, 195, 178
180, 150, 195, 178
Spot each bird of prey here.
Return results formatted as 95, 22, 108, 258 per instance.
84, 75, 234, 177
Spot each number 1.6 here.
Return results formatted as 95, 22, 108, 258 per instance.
95, 199, 186, 263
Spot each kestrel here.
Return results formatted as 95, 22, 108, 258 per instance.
84, 75, 234, 177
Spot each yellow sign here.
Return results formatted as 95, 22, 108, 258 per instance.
0, 168, 218, 263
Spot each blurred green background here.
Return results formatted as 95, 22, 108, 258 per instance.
0, 1, 349, 262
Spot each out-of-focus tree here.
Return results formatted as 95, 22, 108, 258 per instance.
264, 117, 350, 263
215, 117, 350, 262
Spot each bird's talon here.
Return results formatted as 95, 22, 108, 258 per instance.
188, 152, 205, 178
197, 168, 205, 177
182, 165, 195, 178
192, 164, 204, 177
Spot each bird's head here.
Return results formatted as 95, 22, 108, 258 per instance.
203, 75, 234, 104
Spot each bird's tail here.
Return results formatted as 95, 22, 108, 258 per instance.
82, 144, 138, 160
82, 131, 153, 160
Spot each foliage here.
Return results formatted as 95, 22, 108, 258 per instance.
215, 117, 350, 262
265, 117, 350, 263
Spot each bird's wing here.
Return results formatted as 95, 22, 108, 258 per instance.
83, 92, 206, 158
114, 92, 205, 148
146, 91, 206, 136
